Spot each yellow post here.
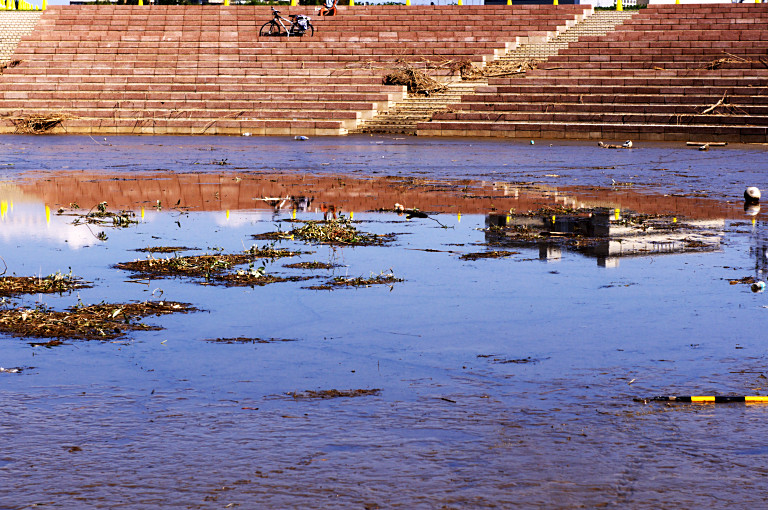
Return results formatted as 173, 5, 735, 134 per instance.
405, 0, 410, 5
224, 0, 230, 5
350, 0, 354, 6
138, 0, 143, 5
554, 0, 558, 5
290, 0, 296, 5
42, 0, 46, 9
458, 0, 462, 4
616, 0, 622, 10
506, 0, 511, 4
1, 0, 5, 9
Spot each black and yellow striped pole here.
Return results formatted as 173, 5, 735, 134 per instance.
638, 395, 768, 403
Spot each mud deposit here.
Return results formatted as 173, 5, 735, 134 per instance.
1, 136, 768, 508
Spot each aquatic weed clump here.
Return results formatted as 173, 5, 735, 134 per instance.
290, 217, 392, 246
0, 271, 93, 297
0, 300, 196, 341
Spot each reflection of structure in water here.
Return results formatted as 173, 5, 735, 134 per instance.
486, 208, 723, 268
748, 219, 768, 278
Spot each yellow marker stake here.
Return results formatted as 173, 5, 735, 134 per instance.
45, 205, 50, 225
614, 208, 620, 220
350, 0, 354, 5
1, 200, 7, 219
226, 210, 230, 220
138, 0, 143, 5
552, 215, 556, 224
43, 0, 46, 9
290, 0, 295, 5
225, 0, 230, 5
292, 209, 296, 220
458, 0, 462, 4
554, 0, 558, 5
457, 212, 461, 223
405, 0, 410, 5
616, 0, 622, 11
350, 211, 354, 220
141, 207, 145, 220
673, 217, 677, 223
507, 0, 511, 4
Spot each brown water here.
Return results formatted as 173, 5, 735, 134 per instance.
1, 135, 768, 508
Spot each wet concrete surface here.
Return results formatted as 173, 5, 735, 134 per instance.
1, 135, 768, 508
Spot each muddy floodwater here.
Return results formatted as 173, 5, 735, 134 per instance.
2, 135, 768, 508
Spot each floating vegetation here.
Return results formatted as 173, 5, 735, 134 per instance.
66, 202, 138, 228
283, 261, 341, 270
0, 301, 196, 341
306, 271, 403, 291
135, 246, 200, 254
729, 276, 758, 285
478, 354, 548, 364
459, 250, 520, 261
115, 246, 302, 281
287, 388, 382, 399
204, 337, 297, 344
213, 272, 314, 288
257, 217, 393, 246
0, 271, 92, 297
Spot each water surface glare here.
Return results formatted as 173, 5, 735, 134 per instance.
1, 136, 768, 508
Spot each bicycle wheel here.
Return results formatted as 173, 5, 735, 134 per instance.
259, 21, 285, 37
305, 22, 314, 37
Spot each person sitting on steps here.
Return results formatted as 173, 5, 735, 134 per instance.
318, 0, 337, 16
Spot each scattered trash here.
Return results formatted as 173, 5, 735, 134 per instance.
745, 187, 761, 205
242, 132, 252, 137
686, 141, 727, 147
0, 366, 30, 374
530, 140, 535, 145
752, 281, 766, 293
636, 395, 768, 403
598, 141, 632, 149
294, 135, 309, 141
699, 144, 709, 151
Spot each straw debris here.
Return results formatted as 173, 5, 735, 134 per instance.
8, 112, 73, 134
383, 65, 446, 95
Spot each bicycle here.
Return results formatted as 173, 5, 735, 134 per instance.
259, 7, 314, 37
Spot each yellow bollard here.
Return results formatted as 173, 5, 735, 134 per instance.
45, 205, 51, 225
405, 0, 410, 5
225, 0, 229, 5
616, 0, 622, 10
507, 0, 511, 4
138, 0, 143, 5
458, 0, 462, 4
349, 0, 354, 5
554, 0, 558, 5
43, 0, 46, 9
289, 0, 295, 5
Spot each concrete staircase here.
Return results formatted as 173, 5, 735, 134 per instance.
499, 10, 636, 61
352, 80, 484, 135
355, 9, 633, 136
420, 4, 768, 143
0, 11, 41, 66
0, 4, 591, 136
